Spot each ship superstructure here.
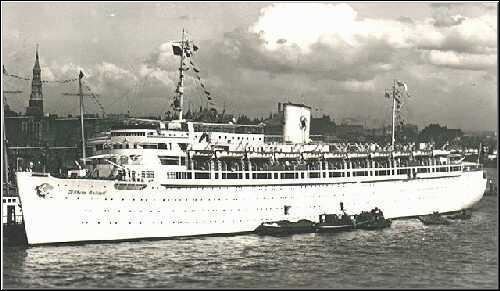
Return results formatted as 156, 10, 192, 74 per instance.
15, 31, 487, 245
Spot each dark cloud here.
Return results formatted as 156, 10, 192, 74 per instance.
397, 16, 414, 25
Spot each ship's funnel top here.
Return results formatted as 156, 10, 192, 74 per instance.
282, 102, 311, 144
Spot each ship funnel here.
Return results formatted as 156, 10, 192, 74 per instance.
282, 102, 311, 144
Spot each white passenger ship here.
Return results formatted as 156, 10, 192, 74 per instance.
16, 31, 486, 245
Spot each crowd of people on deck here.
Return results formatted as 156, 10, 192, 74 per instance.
328, 142, 434, 153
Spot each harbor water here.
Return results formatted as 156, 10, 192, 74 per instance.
3, 195, 498, 288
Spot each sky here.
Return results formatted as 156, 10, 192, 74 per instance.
1, 2, 498, 131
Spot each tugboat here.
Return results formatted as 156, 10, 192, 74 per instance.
315, 212, 355, 232
255, 219, 316, 235
355, 207, 392, 230
418, 211, 451, 225
446, 209, 472, 220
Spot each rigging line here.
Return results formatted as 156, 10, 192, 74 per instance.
3, 71, 78, 84
82, 81, 105, 116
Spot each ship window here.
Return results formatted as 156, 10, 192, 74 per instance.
397, 169, 410, 175
159, 156, 179, 165
143, 144, 158, 149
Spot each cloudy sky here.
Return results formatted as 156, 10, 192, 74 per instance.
2, 2, 497, 131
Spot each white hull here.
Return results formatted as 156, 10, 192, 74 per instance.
16, 171, 486, 245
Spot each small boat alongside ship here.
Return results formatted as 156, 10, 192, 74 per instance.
418, 212, 451, 225
255, 219, 316, 235
354, 208, 392, 230
316, 213, 355, 232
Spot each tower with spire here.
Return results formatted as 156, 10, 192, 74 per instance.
26, 44, 44, 116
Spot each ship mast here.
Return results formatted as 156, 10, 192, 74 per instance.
63, 70, 91, 162
177, 29, 186, 121
391, 79, 397, 150
79, 71, 86, 160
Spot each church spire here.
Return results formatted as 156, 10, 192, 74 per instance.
26, 44, 44, 116
34, 43, 40, 71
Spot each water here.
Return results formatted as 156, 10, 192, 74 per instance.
3, 195, 498, 288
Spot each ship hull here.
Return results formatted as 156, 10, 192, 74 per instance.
16, 171, 486, 245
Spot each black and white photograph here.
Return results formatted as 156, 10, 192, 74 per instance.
1, 1, 498, 288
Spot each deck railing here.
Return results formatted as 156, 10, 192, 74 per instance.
165, 164, 468, 181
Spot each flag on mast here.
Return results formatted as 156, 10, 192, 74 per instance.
172, 43, 183, 56
396, 80, 408, 92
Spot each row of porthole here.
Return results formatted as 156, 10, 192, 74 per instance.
98, 209, 247, 213
81, 220, 246, 225
67, 197, 241, 202
67, 196, 294, 204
